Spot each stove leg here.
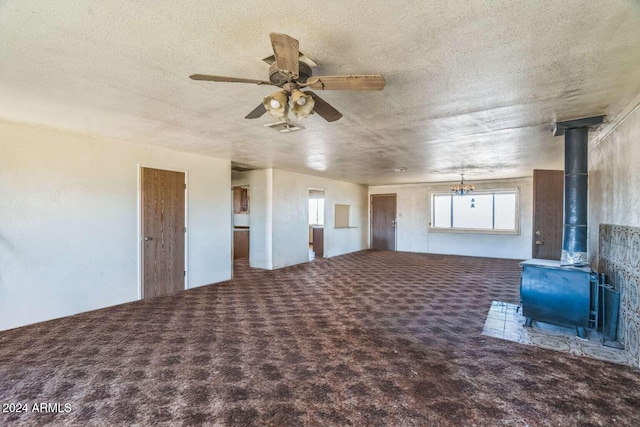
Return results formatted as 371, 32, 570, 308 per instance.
576, 327, 586, 339
524, 317, 533, 328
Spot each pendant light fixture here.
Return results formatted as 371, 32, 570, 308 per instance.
451, 174, 474, 196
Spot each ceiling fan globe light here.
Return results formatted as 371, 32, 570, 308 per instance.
292, 95, 315, 120
270, 99, 281, 109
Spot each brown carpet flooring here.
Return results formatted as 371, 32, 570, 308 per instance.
1, 250, 639, 426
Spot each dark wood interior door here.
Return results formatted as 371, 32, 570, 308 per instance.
313, 227, 324, 257
371, 194, 396, 250
532, 169, 564, 260
233, 230, 249, 259
142, 167, 185, 298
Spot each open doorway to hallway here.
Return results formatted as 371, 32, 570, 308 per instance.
309, 189, 325, 260
232, 185, 250, 262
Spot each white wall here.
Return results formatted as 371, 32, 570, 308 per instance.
589, 104, 640, 264
0, 121, 232, 331
271, 169, 368, 268
233, 168, 368, 269
369, 177, 533, 260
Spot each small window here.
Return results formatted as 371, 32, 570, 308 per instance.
431, 190, 519, 234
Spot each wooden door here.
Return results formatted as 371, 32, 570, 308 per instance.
233, 230, 249, 259
313, 227, 324, 257
532, 169, 564, 260
142, 167, 185, 298
371, 194, 396, 250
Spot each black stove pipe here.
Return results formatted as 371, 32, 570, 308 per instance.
561, 127, 589, 265
553, 115, 604, 266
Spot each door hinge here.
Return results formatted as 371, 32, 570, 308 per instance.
184, 227, 187, 233
184, 270, 186, 277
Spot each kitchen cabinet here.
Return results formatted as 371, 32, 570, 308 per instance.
234, 229, 249, 259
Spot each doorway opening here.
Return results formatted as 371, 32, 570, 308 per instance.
309, 189, 325, 260
232, 185, 250, 261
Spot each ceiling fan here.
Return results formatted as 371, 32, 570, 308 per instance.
189, 33, 385, 123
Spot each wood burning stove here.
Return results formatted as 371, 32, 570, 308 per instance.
520, 115, 603, 337
520, 259, 595, 338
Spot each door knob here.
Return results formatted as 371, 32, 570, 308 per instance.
535, 231, 541, 236
535, 240, 543, 245
144, 236, 153, 241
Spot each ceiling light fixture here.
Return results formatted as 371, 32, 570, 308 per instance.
291, 89, 315, 119
451, 174, 474, 196
263, 90, 290, 119
264, 89, 317, 122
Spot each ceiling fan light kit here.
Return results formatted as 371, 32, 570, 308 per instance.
189, 32, 385, 128
263, 90, 290, 119
291, 89, 315, 119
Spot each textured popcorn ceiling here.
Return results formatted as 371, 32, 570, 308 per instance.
1, 1, 640, 185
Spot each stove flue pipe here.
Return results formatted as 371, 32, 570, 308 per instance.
562, 127, 588, 265
553, 115, 604, 266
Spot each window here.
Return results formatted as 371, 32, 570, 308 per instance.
431, 190, 519, 233
309, 198, 324, 226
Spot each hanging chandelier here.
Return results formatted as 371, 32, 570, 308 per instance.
451, 174, 474, 196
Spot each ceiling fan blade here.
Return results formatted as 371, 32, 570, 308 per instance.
262, 52, 317, 67
307, 75, 385, 91
269, 33, 300, 79
245, 103, 267, 119
261, 55, 276, 65
189, 74, 273, 85
307, 91, 343, 122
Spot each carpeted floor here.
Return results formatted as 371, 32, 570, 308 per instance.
1, 250, 639, 426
